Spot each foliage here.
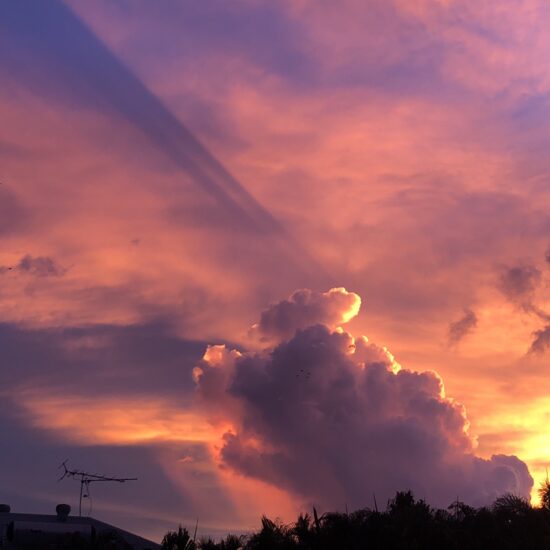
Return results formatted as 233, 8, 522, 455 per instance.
539, 478, 550, 510
199, 534, 245, 550
161, 526, 196, 550
165, 488, 550, 550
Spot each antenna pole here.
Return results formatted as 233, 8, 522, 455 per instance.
58, 461, 137, 517
79, 477, 83, 517
193, 518, 199, 542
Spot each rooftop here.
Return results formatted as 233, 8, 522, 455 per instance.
0, 504, 160, 550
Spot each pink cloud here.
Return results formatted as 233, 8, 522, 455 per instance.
195, 288, 533, 509
249, 287, 361, 343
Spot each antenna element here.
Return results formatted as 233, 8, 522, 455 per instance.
58, 460, 137, 516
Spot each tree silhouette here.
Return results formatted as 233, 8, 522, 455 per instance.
539, 478, 550, 511
161, 526, 196, 550
199, 534, 244, 550
246, 516, 295, 550
161, 489, 550, 550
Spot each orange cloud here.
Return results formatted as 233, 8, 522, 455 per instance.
14, 392, 230, 446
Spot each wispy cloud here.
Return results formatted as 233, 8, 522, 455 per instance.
448, 309, 478, 346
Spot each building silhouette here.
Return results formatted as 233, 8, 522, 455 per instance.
0, 503, 159, 549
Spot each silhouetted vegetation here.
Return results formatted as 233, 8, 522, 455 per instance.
161, 525, 196, 550
164, 483, 550, 549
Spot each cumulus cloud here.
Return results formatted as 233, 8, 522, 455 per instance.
448, 309, 477, 346
249, 287, 361, 343
194, 288, 532, 510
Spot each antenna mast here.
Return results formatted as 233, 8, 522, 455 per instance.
58, 460, 137, 516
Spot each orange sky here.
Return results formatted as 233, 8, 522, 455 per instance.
2, 0, 550, 542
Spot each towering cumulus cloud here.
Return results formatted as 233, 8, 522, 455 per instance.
194, 288, 532, 509
249, 287, 361, 342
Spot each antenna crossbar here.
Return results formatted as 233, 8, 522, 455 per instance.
58, 460, 137, 516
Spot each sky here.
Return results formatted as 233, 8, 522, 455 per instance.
1, 0, 550, 543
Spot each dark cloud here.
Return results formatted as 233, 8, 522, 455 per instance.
448, 309, 477, 345
499, 264, 541, 302
250, 288, 360, 343
545, 246, 550, 264
17, 255, 65, 277
0, 321, 204, 399
195, 289, 533, 509
529, 325, 550, 354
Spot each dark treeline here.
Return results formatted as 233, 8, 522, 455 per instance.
162, 481, 550, 550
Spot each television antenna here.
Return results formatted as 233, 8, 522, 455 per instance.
58, 460, 137, 516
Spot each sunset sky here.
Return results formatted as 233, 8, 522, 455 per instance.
2, 0, 550, 543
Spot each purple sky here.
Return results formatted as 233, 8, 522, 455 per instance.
2, 0, 550, 542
